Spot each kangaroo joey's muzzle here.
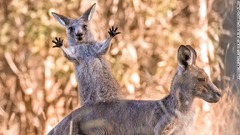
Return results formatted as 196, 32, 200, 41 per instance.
76, 33, 83, 41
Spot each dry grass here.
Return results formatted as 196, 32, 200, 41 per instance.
0, 0, 238, 135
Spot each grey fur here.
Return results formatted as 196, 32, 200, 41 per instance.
51, 3, 122, 105
48, 45, 222, 135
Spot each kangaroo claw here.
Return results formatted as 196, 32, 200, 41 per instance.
52, 37, 63, 48
108, 26, 121, 37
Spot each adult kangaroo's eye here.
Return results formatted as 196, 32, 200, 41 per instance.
198, 77, 206, 82
83, 25, 87, 30
68, 26, 74, 31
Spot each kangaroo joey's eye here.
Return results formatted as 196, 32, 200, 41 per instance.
68, 27, 74, 31
83, 25, 87, 30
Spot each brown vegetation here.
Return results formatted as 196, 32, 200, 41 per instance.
0, 0, 238, 135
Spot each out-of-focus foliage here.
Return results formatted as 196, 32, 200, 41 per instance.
0, 0, 238, 135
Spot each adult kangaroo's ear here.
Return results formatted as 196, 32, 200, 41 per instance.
186, 45, 197, 64
52, 12, 70, 27
80, 3, 96, 21
177, 45, 193, 71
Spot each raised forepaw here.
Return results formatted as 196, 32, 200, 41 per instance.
52, 37, 63, 48
108, 26, 121, 37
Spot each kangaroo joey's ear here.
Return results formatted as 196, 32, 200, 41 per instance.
186, 45, 197, 64
177, 45, 194, 72
80, 3, 96, 21
52, 12, 70, 27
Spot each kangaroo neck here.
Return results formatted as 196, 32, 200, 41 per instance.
163, 82, 194, 115
67, 39, 92, 46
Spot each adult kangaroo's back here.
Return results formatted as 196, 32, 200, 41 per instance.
48, 45, 222, 135
51, 3, 122, 105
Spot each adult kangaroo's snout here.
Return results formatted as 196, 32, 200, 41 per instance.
208, 81, 222, 103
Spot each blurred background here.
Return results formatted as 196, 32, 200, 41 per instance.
0, 0, 239, 134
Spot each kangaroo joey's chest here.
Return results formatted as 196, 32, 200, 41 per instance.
69, 44, 100, 60
70, 45, 105, 69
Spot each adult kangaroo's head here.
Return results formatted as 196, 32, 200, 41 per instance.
172, 45, 222, 103
52, 3, 96, 46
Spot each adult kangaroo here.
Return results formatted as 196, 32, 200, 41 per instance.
48, 45, 222, 135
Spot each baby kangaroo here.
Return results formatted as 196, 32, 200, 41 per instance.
48, 45, 222, 135
51, 3, 122, 105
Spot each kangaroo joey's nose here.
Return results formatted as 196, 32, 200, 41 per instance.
76, 33, 83, 40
